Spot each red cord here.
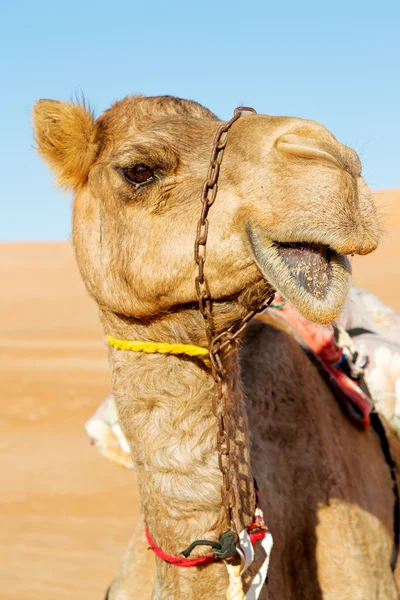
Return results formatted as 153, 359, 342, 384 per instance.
145, 524, 215, 567
145, 524, 267, 568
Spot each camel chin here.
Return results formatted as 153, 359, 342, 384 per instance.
247, 227, 352, 324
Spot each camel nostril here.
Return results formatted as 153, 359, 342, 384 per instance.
276, 134, 341, 167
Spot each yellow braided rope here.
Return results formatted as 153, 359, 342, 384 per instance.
107, 335, 209, 362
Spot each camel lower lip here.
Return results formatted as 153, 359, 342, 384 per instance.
247, 228, 352, 323
273, 241, 333, 297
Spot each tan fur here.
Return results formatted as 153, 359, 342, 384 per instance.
33, 99, 99, 189
33, 94, 398, 599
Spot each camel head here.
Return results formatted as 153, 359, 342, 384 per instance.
33, 95, 379, 326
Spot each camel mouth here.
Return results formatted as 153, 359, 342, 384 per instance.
248, 228, 352, 323
273, 241, 334, 292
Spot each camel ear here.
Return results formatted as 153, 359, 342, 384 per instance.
33, 99, 99, 189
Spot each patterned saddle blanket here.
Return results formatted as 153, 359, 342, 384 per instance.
86, 288, 400, 469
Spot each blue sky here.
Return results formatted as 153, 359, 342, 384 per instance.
2, 0, 399, 241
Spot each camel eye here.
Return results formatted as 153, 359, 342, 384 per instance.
123, 163, 154, 185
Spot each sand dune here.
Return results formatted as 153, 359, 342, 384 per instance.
352, 190, 400, 310
1, 189, 399, 599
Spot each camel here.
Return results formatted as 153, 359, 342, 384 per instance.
33, 95, 400, 600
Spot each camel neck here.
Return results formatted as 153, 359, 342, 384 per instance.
105, 315, 256, 597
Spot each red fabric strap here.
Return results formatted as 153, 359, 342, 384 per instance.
145, 524, 267, 568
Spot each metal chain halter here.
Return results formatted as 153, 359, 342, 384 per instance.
194, 107, 275, 539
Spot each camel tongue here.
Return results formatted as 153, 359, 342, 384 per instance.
275, 242, 332, 298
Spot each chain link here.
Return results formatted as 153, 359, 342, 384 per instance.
194, 106, 275, 539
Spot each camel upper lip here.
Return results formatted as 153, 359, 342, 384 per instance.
272, 240, 333, 253
258, 237, 337, 255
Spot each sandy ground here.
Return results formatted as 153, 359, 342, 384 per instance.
0, 243, 139, 599
1, 189, 399, 599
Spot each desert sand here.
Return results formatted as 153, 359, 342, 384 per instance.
1, 189, 399, 599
